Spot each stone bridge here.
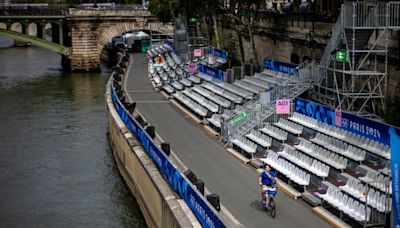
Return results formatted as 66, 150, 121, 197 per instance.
0, 7, 173, 71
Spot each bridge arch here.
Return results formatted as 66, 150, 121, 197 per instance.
28, 23, 37, 36
11, 22, 22, 33
96, 22, 173, 56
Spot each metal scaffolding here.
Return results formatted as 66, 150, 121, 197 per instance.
314, 1, 400, 120
149, 22, 173, 48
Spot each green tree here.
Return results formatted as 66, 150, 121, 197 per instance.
148, 0, 262, 69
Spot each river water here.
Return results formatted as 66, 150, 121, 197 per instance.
0, 37, 146, 227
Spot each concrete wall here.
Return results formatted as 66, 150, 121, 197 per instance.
105, 78, 200, 228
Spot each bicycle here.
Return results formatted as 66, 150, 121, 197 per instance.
261, 185, 277, 218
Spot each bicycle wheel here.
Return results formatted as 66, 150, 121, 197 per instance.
269, 198, 276, 218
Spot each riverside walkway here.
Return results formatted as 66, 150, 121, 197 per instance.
124, 53, 330, 227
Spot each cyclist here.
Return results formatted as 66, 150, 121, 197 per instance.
259, 164, 276, 206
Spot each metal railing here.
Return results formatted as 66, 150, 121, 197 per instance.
0, 4, 148, 16
342, 1, 400, 28
318, 11, 342, 85
221, 61, 313, 143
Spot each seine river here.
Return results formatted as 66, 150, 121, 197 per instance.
0, 37, 146, 227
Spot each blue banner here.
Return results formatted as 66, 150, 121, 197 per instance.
111, 89, 224, 228
389, 127, 400, 228
164, 40, 179, 56
209, 47, 228, 60
294, 98, 400, 146
264, 59, 298, 74
198, 64, 225, 81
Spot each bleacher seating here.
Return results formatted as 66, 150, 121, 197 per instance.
183, 89, 219, 113
171, 81, 184, 91
245, 129, 272, 148
187, 75, 202, 84
339, 173, 367, 199
325, 138, 366, 162
320, 183, 371, 222
242, 76, 270, 88
173, 92, 208, 117
290, 112, 391, 159
162, 84, 175, 94
201, 82, 243, 104
262, 151, 310, 186
358, 165, 391, 194
294, 139, 348, 170
359, 138, 390, 159
233, 80, 265, 94
179, 78, 193, 87
212, 80, 254, 99
231, 136, 257, 154
260, 123, 288, 141
192, 86, 231, 109
278, 146, 329, 177
274, 118, 303, 135
207, 114, 222, 129
359, 188, 391, 213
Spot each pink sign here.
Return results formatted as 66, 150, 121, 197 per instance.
193, 49, 202, 57
188, 64, 197, 73
276, 99, 290, 114
335, 109, 342, 127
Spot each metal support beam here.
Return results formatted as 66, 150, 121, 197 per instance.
58, 22, 63, 46
0, 29, 71, 57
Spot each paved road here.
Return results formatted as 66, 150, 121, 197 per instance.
125, 53, 330, 228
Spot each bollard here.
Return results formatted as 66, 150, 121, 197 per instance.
117, 91, 123, 99
135, 115, 146, 127
194, 179, 205, 195
126, 102, 136, 114
161, 142, 170, 156
114, 84, 121, 92
114, 74, 121, 81
119, 96, 126, 105
113, 79, 119, 88
206, 194, 220, 211
116, 68, 124, 74
145, 125, 155, 139
183, 169, 197, 184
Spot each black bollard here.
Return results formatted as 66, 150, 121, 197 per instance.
194, 179, 205, 195
145, 125, 155, 139
114, 84, 121, 92
183, 169, 197, 184
206, 194, 220, 211
119, 96, 126, 105
117, 91, 123, 99
116, 68, 124, 74
126, 102, 136, 114
135, 115, 145, 127
161, 142, 170, 156
114, 74, 121, 81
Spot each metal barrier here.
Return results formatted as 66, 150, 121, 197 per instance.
220, 62, 313, 144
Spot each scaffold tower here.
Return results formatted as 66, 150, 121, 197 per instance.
314, 1, 400, 120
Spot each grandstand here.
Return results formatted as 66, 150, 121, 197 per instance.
145, 40, 394, 227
